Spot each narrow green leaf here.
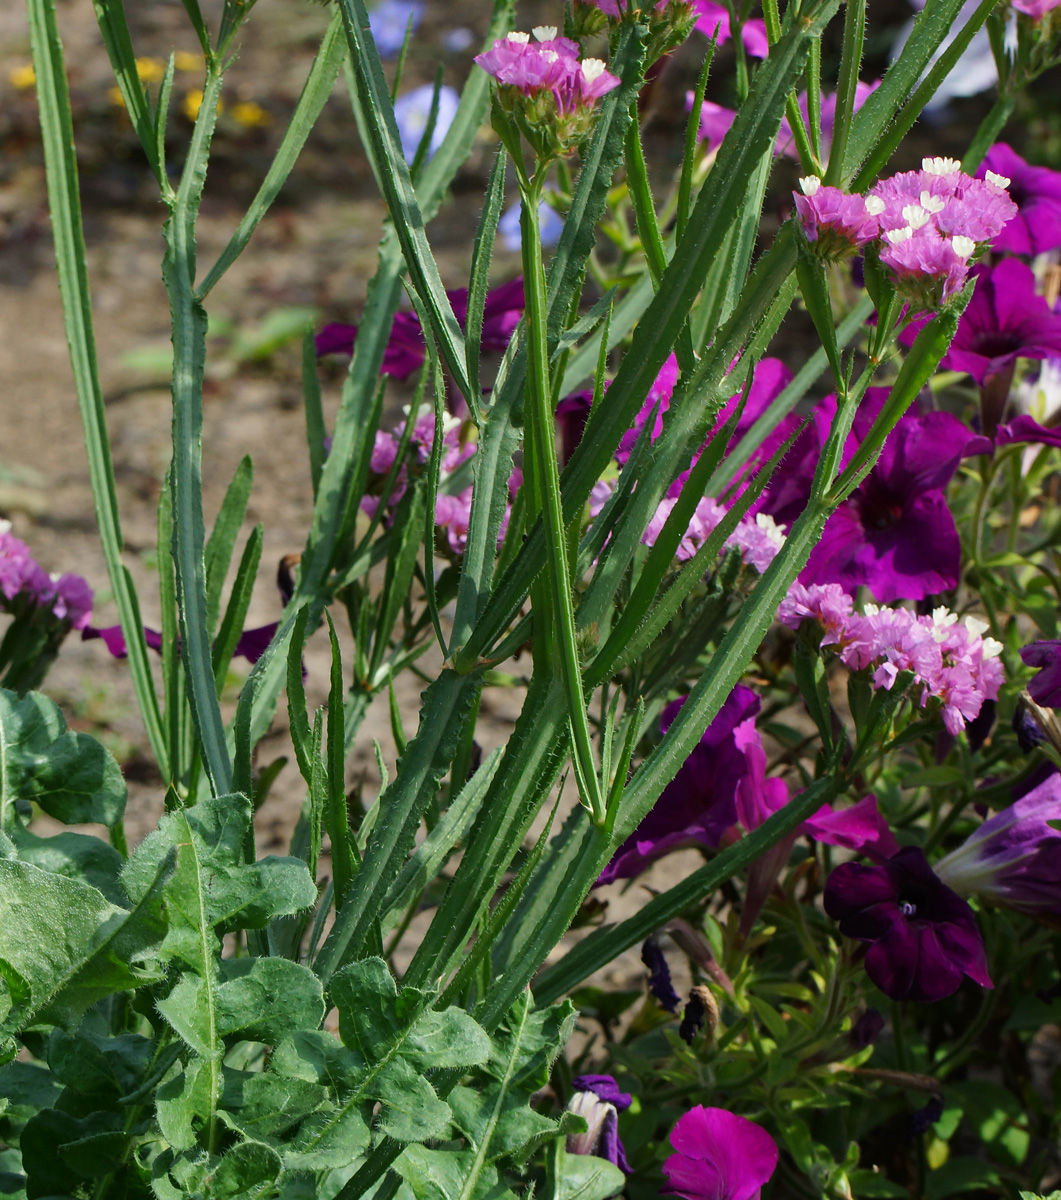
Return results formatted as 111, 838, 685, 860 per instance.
302, 328, 326, 501
204, 455, 254, 637
27, 0, 167, 775
466, 146, 508, 417
326, 612, 356, 907
212, 524, 263, 694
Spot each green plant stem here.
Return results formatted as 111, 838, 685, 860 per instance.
519, 171, 606, 825
164, 60, 233, 797
26, 0, 168, 779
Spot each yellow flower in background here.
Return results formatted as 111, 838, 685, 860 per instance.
182, 88, 223, 121
9, 63, 36, 90
174, 50, 202, 72
231, 100, 271, 128
135, 57, 166, 83
108, 86, 126, 108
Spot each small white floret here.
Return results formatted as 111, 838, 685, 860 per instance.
952, 235, 976, 259
982, 636, 1003, 659
985, 170, 1011, 189
506, 31, 531, 43
902, 204, 931, 230
963, 615, 990, 639
541, 49, 558, 62
799, 175, 822, 195
581, 57, 608, 81
885, 226, 912, 244
922, 156, 961, 175
755, 512, 786, 548
864, 195, 885, 216
919, 190, 945, 213
532, 25, 558, 40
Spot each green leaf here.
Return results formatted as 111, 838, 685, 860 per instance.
0, 689, 126, 829
10, 827, 124, 905
28, 0, 167, 773
331, 958, 490, 1071
204, 455, 254, 638
0, 852, 171, 1033
158, 957, 325, 1053
924, 1155, 999, 1200
48, 1028, 154, 1099
205, 1140, 283, 1199
221, 1070, 329, 1140
123, 792, 316, 972
381, 747, 502, 935
550, 1147, 624, 1200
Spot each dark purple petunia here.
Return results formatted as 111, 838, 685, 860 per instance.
1020, 639, 1061, 707
642, 936, 680, 1012
663, 1106, 779, 1200
84, 621, 278, 666
849, 1007, 885, 1050
978, 144, 1061, 256
787, 389, 968, 604
942, 259, 1061, 386
596, 685, 761, 884
566, 1075, 632, 1172
316, 279, 525, 380
824, 846, 992, 1002
963, 411, 1061, 456
936, 773, 1061, 919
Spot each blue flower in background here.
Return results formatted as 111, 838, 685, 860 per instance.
368, 0, 424, 58
498, 194, 565, 251
393, 84, 460, 163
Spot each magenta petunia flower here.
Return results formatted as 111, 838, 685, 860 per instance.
84, 621, 278, 666
316, 278, 524, 378
978, 144, 1061, 255
1020, 639, 1061, 707
597, 685, 761, 884
792, 388, 968, 603
688, 95, 737, 151
691, 0, 769, 56
663, 1106, 778, 1200
824, 846, 992, 1002
941, 259, 1061, 385
776, 80, 879, 161
1011, 0, 1061, 19
475, 30, 619, 116
935, 775, 1061, 919
962, 411, 1061, 456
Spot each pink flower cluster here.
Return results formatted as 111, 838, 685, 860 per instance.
365, 416, 519, 556
0, 521, 93, 631
640, 495, 787, 573
794, 157, 1017, 305
475, 29, 619, 115
779, 583, 1005, 735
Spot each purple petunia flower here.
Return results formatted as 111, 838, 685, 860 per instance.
1020, 640, 1061, 707
497, 192, 565, 251
393, 84, 460, 163
597, 685, 761, 884
1011, 0, 1061, 18
962, 412, 1061, 456
687, 95, 737, 152
978, 144, 1061, 256
942, 259, 1061, 385
316, 278, 524, 378
367, 0, 424, 57
824, 846, 992, 1002
691, 0, 769, 57
663, 1106, 778, 1200
84, 621, 278, 666
781, 388, 968, 603
567, 1075, 632, 1173
776, 80, 879, 161
935, 774, 1061, 919
642, 936, 681, 1012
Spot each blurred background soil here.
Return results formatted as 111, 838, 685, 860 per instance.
2, 0, 1058, 991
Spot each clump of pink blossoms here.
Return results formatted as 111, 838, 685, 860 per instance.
780, 583, 1004, 735
793, 156, 1017, 307
793, 175, 885, 260
475, 28, 620, 155
0, 520, 92, 631
635, 494, 787, 573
